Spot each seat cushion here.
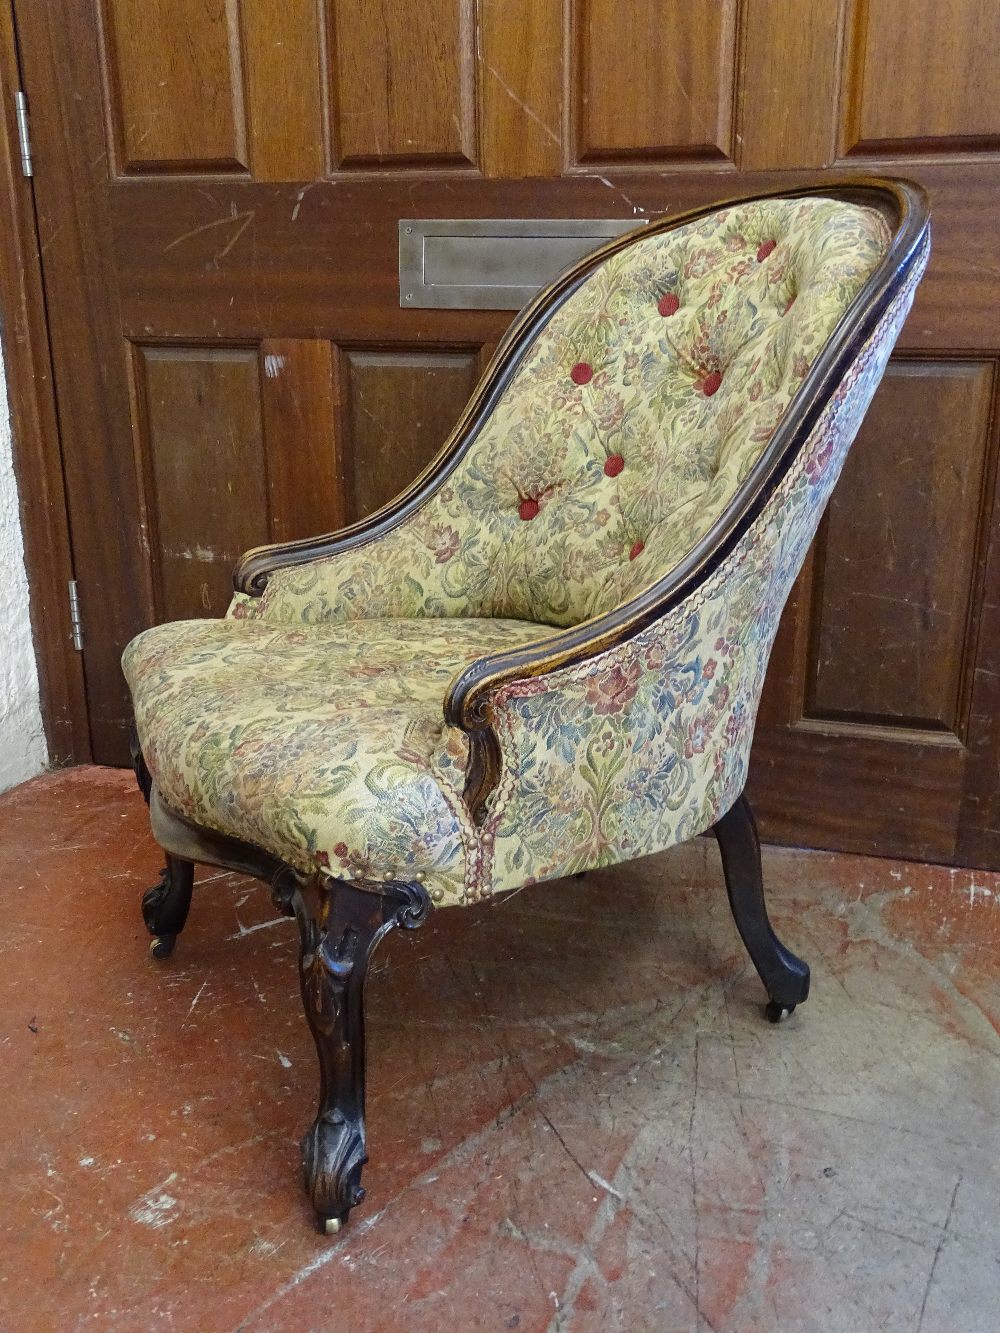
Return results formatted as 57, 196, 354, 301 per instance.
124, 616, 546, 901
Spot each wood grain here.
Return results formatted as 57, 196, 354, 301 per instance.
328, 0, 476, 168
749, 724, 964, 862
808, 360, 993, 733
100, 0, 249, 172
241, 0, 326, 179
479, 0, 562, 177
738, 0, 845, 170
844, 0, 1000, 152
573, 0, 738, 164
261, 339, 345, 541
342, 348, 480, 521
111, 165, 999, 349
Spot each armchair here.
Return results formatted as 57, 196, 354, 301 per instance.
124, 178, 930, 1232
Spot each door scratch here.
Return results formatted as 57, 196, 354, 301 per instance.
164, 210, 255, 259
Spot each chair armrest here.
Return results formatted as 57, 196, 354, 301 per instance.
233, 492, 429, 598
444, 582, 707, 821
232, 288, 553, 601
233, 519, 446, 624
448, 567, 761, 893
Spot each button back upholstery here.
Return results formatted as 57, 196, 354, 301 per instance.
244, 197, 890, 629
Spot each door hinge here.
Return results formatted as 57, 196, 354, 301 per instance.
15, 90, 32, 178
68, 579, 83, 651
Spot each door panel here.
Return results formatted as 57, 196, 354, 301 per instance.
100, 0, 251, 173
133, 345, 268, 621
341, 348, 484, 520
807, 361, 993, 733
15, 0, 1000, 870
751, 357, 1000, 864
330, 0, 477, 169
842, 0, 1000, 153
573, 0, 739, 165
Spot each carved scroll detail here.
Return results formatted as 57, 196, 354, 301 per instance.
273, 869, 430, 1228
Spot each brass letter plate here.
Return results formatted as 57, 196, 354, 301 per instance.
398, 217, 647, 310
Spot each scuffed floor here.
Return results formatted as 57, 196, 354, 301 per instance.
1, 767, 998, 1332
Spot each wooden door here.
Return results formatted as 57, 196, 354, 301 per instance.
14, 0, 1000, 868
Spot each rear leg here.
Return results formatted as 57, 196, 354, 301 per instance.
712, 792, 810, 1021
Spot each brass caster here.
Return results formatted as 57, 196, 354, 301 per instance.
765, 999, 795, 1024
323, 1216, 342, 1235
149, 934, 176, 961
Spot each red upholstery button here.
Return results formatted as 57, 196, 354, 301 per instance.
604, 453, 625, 477
657, 292, 680, 317
757, 239, 776, 262
629, 540, 644, 561
701, 370, 722, 397
518, 497, 540, 521
570, 361, 594, 385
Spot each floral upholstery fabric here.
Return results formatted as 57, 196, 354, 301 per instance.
123, 617, 545, 900
126, 194, 927, 908
238, 197, 890, 630
479, 247, 927, 897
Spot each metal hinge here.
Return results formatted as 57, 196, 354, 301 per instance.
15, 90, 32, 177
68, 579, 83, 651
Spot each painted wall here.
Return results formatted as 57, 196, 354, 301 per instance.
0, 338, 47, 789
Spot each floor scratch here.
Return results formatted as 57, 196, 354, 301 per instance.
915, 1175, 961, 1332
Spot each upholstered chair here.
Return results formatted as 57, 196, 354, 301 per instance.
125, 178, 930, 1232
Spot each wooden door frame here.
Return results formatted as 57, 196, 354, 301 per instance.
0, 0, 89, 764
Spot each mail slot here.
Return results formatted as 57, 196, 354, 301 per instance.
398, 217, 648, 310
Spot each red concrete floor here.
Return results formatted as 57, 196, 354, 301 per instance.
1, 767, 999, 1332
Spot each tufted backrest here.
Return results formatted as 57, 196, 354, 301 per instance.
432, 196, 890, 627
244, 194, 894, 632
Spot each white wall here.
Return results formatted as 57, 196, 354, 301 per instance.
0, 338, 47, 790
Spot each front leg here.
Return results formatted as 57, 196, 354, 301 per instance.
142, 854, 195, 960
272, 870, 431, 1233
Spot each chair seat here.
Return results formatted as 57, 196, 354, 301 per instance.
124, 615, 547, 899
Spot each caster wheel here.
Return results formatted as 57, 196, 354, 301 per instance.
322, 1215, 342, 1235
149, 934, 176, 961
765, 999, 795, 1024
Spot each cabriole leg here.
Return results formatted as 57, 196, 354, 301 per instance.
712, 792, 810, 1022
142, 854, 195, 961
271, 870, 430, 1233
